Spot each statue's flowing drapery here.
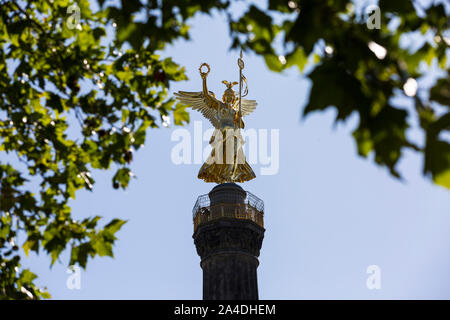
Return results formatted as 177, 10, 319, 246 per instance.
199, 128, 255, 183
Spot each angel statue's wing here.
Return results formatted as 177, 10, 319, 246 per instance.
233, 99, 257, 117
174, 91, 220, 128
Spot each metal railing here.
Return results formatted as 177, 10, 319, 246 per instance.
193, 191, 264, 231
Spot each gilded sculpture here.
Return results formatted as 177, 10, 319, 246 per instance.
175, 52, 257, 184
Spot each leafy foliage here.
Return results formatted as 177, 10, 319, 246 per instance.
0, 0, 228, 299
229, 0, 450, 188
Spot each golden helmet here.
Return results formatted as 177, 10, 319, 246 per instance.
222, 80, 238, 103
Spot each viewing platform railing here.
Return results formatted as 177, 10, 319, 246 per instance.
193, 191, 264, 232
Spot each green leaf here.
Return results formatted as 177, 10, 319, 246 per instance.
264, 54, 284, 72
92, 236, 113, 257
379, 0, 416, 14
20, 270, 37, 284
104, 219, 127, 234
173, 103, 190, 125
286, 48, 308, 73
304, 61, 364, 121
430, 76, 450, 107
112, 168, 131, 189
425, 139, 450, 189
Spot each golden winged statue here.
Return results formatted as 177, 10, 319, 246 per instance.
174, 58, 257, 184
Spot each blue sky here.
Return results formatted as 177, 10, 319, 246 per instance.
4, 2, 450, 299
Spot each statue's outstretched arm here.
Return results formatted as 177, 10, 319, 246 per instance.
199, 63, 219, 110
